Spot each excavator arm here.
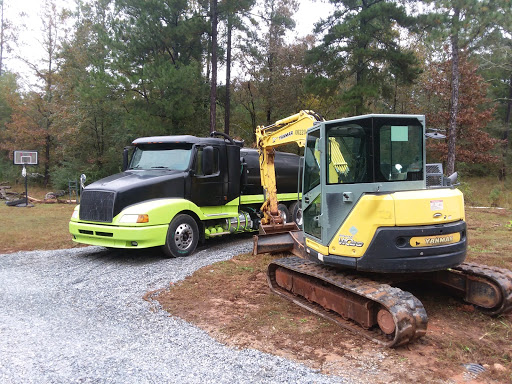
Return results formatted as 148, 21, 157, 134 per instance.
255, 110, 324, 227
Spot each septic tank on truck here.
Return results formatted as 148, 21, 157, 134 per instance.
69, 132, 302, 258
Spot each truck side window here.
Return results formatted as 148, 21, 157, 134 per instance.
195, 147, 220, 176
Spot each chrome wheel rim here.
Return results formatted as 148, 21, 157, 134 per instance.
295, 208, 303, 226
174, 223, 193, 250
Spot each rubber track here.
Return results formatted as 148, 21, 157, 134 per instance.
452, 262, 512, 315
267, 256, 428, 347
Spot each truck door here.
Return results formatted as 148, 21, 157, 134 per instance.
190, 145, 225, 206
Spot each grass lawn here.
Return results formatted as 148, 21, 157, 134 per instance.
0, 185, 77, 254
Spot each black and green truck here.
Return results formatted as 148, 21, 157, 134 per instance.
69, 133, 301, 257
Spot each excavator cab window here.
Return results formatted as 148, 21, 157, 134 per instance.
326, 124, 370, 184
326, 118, 424, 184
303, 130, 322, 240
303, 132, 321, 193
377, 124, 423, 182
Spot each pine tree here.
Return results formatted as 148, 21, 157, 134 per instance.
422, 0, 498, 175
306, 0, 421, 116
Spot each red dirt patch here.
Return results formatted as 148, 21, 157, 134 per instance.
156, 252, 512, 383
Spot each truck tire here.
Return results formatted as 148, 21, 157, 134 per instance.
277, 203, 290, 223
162, 214, 199, 258
289, 201, 303, 227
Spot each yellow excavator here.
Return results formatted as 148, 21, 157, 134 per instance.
254, 110, 512, 347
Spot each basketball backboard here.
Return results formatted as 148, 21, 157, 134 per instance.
13, 151, 38, 165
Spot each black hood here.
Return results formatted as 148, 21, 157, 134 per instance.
87, 170, 186, 193
81, 170, 187, 221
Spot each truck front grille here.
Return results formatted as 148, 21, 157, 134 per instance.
79, 190, 115, 223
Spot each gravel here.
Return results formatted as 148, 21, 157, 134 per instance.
0, 238, 352, 384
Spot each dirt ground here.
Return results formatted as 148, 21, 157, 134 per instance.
155, 250, 512, 384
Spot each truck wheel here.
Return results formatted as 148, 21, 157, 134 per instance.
162, 214, 199, 258
289, 201, 303, 226
277, 203, 290, 223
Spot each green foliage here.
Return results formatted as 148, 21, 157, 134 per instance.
111, 0, 209, 135
50, 160, 86, 191
489, 187, 502, 207
421, 0, 499, 50
456, 180, 474, 206
0, 73, 17, 128
456, 162, 501, 178
0, 0, 511, 187
237, 0, 301, 125
305, 0, 421, 116
0, 156, 19, 182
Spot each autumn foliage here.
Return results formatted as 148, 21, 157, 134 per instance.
420, 54, 501, 166
0, 0, 510, 186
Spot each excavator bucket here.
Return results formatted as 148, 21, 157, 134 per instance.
253, 224, 305, 258
259, 222, 299, 235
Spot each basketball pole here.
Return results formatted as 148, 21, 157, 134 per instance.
22, 164, 28, 207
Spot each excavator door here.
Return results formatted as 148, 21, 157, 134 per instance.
302, 128, 323, 241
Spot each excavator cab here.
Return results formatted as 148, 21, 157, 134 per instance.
301, 115, 466, 273
302, 115, 425, 248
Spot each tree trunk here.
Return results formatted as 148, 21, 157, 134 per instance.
266, 52, 273, 125
224, 16, 232, 136
44, 15, 54, 187
44, 131, 51, 187
499, 72, 512, 180
446, 8, 460, 176
209, 0, 218, 133
247, 82, 256, 131
355, 63, 363, 116
0, 0, 4, 76
354, 7, 366, 116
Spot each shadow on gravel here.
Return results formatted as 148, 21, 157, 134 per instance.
73, 232, 254, 266
74, 247, 165, 266
195, 232, 254, 252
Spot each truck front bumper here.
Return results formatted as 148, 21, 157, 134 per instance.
69, 221, 168, 249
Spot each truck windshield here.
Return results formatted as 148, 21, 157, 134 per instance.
129, 145, 193, 171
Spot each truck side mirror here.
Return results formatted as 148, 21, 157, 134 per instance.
202, 146, 214, 175
240, 158, 248, 185
122, 146, 131, 171
80, 174, 86, 190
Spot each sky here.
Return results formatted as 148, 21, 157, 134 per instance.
3, 0, 336, 88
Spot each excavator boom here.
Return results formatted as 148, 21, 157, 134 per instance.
256, 110, 323, 227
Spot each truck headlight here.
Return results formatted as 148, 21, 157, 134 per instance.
119, 214, 149, 223
71, 210, 79, 219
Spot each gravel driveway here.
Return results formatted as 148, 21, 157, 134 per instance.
0, 238, 350, 384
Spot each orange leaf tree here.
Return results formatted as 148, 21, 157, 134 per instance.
418, 53, 500, 170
